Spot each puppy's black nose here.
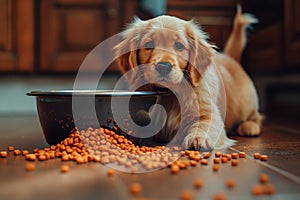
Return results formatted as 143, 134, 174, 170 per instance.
155, 62, 172, 76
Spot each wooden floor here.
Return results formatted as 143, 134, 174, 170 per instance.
0, 116, 299, 200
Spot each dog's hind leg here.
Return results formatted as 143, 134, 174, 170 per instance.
223, 4, 258, 62
237, 111, 264, 136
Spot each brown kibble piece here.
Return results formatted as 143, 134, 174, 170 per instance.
213, 193, 227, 200
260, 155, 268, 161
253, 153, 261, 159
190, 160, 198, 167
129, 182, 142, 196
212, 164, 219, 172
239, 152, 246, 158
26, 154, 36, 161
61, 154, 69, 161
61, 165, 70, 173
107, 169, 116, 176
226, 179, 235, 189
221, 157, 228, 163
215, 151, 221, 157
14, 149, 21, 156
8, 146, 14, 151
22, 150, 29, 156
214, 158, 220, 164
25, 163, 35, 171
179, 189, 193, 200
203, 152, 210, 158
231, 153, 238, 159
38, 154, 47, 161
259, 173, 269, 183
193, 178, 203, 189
264, 183, 276, 195
190, 154, 201, 161
200, 159, 208, 165
171, 165, 180, 174
226, 154, 231, 160
231, 159, 238, 166
0, 151, 7, 158
252, 184, 264, 196
178, 160, 189, 169
76, 157, 84, 164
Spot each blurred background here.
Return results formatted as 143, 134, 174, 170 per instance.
0, 0, 299, 129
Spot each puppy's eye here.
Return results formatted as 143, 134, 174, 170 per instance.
174, 41, 185, 51
144, 41, 155, 49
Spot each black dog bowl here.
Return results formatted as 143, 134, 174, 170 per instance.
27, 90, 169, 145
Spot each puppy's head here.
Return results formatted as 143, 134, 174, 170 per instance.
114, 15, 215, 89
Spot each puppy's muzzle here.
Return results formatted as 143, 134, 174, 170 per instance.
155, 62, 172, 76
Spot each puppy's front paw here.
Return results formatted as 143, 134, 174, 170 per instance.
182, 133, 211, 150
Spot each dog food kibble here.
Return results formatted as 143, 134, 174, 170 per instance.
8, 146, 14, 151
22, 150, 29, 156
215, 151, 221, 157
251, 184, 264, 196
200, 159, 208, 165
231, 153, 238, 159
193, 179, 203, 189
179, 189, 193, 200
260, 155, 268, 161
221, 157, 228, 163
203, 152, 210, 158
253, 153, 261, 159
190, 160, 198, 167
129, 182, 142, 196
226, 179, 235, 189
259, 173, 269, 183
263, 183, 276, 195
107, 169, 116, 176
213, 193, 227, 200
178, 160, 190, 169
171, 165, 180, 174
0, 151, 7, 158
38, 154, 47, 161
212, 164, 219, 172
61, 154, 69, 161
189, 154, 201, 161
226, 154, 231, 160
14, 149, 21, 156
239, 152, 246, 158
60, 165, 70, 173
25, 163, 35, 171
25, 154, 36, 161
76, 157, 85, 164
231, 159, 238, 166
213, 158, 220, 164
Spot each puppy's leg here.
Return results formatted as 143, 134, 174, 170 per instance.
237, 111, 264, 136
183, 104, 235, 150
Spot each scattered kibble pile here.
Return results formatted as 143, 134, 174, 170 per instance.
0, 127, 275, 198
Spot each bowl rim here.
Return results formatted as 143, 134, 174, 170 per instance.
27, 90, 169, 97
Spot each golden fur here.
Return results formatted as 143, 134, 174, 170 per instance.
114, 6, 263, 150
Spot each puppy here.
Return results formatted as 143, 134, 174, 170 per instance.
114, 6, 263, 150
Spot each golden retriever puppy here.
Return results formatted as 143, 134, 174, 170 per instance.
114, 6, 263, 150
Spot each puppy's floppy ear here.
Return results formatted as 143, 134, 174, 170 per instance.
114, 17, 145, 83
186, 20, 216, 87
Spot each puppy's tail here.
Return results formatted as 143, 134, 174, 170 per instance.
223, 4, 258, 62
